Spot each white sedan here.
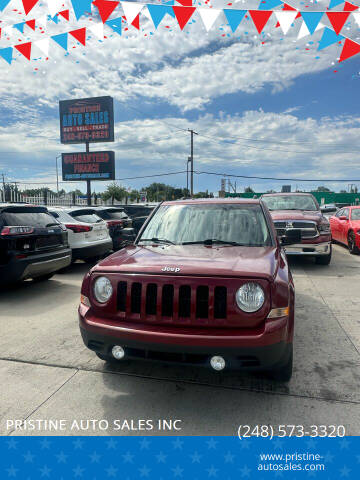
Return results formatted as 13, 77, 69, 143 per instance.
48, 207, 113, 262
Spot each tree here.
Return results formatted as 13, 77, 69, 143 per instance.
102, 183, 127, 203
244, 186, 254, 193
314, 186, 331, 192
144, 183, 188, 202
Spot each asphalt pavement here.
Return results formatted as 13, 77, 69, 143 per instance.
0, 244, 359, 436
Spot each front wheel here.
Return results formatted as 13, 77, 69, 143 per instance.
348, 231, 359, 254
270, 345, 293, 382
315, 246, 332, 265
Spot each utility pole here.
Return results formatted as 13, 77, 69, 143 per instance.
188, 129, 198, 198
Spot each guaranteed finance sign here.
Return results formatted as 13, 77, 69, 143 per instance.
62, 151, 115, 181
59, 96, 114, 144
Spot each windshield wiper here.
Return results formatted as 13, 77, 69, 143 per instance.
139, 237, 175, 245
182, 239, 245, 246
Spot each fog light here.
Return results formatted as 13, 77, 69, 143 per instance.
210, 356, 226, 371
112, 345, 125, 360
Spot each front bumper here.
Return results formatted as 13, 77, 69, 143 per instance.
284, 241, 331, 256
79, 305, 291, 370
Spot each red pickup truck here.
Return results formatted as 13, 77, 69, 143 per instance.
79, 198, 299, 381
261, 193, 332, 265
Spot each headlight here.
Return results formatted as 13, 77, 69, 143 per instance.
319, 223, 330, 233
93, 276, 113, 303
236, 283, 265, 313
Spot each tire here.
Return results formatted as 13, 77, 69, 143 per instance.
270, 345, 293, 382
32, 273, 54, 282
315, 245, 332, 265
348, 231, 359, 254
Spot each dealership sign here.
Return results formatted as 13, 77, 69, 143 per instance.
62, 151, 115, 181
59, 96, 114, 144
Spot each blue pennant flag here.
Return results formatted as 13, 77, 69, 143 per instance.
301, 11, 323, 35
318, 27, 344, 51
0, 47, 13, 64
71, 0, 92, 21
224, 9, 246, 33
258, 0, 283, 10
13, 22, 25, 33
52, 33, 68, 51
0, 0, 11, 11
147, 4, 175, 29
329, 0, 344, 8
48, 14, 59, 24
106, 17, 122, 35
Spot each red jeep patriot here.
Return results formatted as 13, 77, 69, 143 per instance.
260, 193, 332, 265
79, 198, 298, 381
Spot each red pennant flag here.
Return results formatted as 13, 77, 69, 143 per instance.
327, 12, 350, 35
176, 0, 193, 5
15, 42, 32, 60
339, 38, 360, 62
131, 13, 140, 30
283, 3, 296, 10
59, 10, 70, 21
22, 0, 39, 15
26, 19, 36, 30
93, 0, 119, 23
249, 10, 272, 34
70, 27, 86, 46
173, 6, 196, 30
0, 28, 2, 40
343, 2, 359, 11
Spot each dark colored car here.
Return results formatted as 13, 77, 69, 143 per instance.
84, 207, 135, 250
79, 198, 299, 381
116, 204, 156, 234
261, 193, 332, 265
0, 204, 71, 285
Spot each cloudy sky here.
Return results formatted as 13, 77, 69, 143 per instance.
0, 0, 360, 195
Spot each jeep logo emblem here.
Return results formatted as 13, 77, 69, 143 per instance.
161, 266, 181, 273
286, 221, 294, 229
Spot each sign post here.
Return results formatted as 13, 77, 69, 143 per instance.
59, 96, 115, 205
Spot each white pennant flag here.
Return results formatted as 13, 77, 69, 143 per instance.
37, 16, 48, 27
89, 22, 104, 39
353, 12, 360, 27
297, 20, 324, 39
47, 0, 63, 17
35, 38, 50, 56
142, 5, 153, 22
198, 8, 221, 32
4, 26, 13, 37
275, 11, 298, 35
121, 1, 144, 24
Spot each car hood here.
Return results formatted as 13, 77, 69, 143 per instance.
270, 210, 324, 223
94, 244, 280, 281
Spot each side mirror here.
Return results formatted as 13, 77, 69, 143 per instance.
281, 228, 302, 245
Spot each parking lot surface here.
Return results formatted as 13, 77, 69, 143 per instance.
1, 244, 359, 436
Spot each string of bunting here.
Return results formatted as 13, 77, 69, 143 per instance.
0, 0, 359, 65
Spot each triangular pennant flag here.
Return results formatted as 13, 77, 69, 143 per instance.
0, 0, 11, 11
275, 11, 298, 34
131, 13, 140, 29
258, 0, 282, 10
0, 47, 13, 64
329, 0, 344, 8
35, 37, 49, 55
26, 19, 36, 30
59, 9, 70, 20
89, 22, 104, 38
198, 8, 220, 32
121, 1, 143, 24
353, 12, 360, 26
147, 4, 174, 28
37, 15, 47, 27
249, 10, 272, 34
176, 0, 192, 5
298, 19, 324, 39
14, 22, 26, 34
49, 14, 59, 24
172, 6, 196, 30
339, 38, 360, 61
70, 27, 86, 45
52, 32, 68, 50
22, 0, 38, 15
71, 0, 92, 20
224, 9, 246, 32
283, 3, 296, 10
47, 0, 63, 17
326, 12, 350, 34
0, 28, 1, 39
301, 11, 323, 35
93, 0, 119, 23
14, 42, 32, 60
318, 27, 344, 50
343, 1, 358, 10
105, 16, 122, 34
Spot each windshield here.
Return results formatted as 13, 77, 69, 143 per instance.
70, 211, 103, 223
98, 209, 127, 220
138, 204, 272, 246
351, 209, 360, 220
262, 195, 318, 211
